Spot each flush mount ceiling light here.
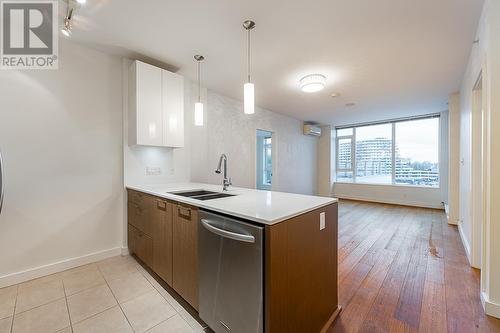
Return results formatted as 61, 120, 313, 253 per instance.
194, 54, 205, 126
76, 0, 86, 3
243, 20, 256, 115
300, 74, 326, 93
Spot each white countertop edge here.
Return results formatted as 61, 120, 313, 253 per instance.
125, 183, 337, 225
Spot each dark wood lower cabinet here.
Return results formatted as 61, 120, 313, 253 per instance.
128, 195, 153, 236
152, 198, 173, 285
265, 203, 339, 333
172, 204, 199, 310
127, 190, 199, 311
128, 189, 339, 332
128, 224, 153, 267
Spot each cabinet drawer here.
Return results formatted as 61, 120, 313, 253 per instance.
129, 224, 153, 267
138, 232, 153, 268
128, 189, 146, 205
128, 224, 138, 255
127, 198, 153, 236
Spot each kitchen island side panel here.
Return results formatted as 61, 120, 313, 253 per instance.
265, 202, 339, 333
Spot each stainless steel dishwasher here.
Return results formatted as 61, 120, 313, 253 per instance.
198, 210, 263, 333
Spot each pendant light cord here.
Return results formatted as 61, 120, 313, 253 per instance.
247, 29, 251, 83
197, 60, 201, 103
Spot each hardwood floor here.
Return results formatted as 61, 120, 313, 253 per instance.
327, 200, 500, 333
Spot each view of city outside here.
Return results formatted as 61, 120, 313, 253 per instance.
263, 137, 272, 185
394, 118, 439, 186
355, 124, 393, 184
336, 117, 439, 187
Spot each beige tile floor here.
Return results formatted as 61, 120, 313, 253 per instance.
0, 255, 208, 333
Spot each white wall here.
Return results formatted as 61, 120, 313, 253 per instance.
486, 0, 500, 314
331, 111, 449, 209
0, 45, 319, 285
333, 183, 444, 209
448, 93, 460, 225
122, 61, 318, 196
317, 126, 333, 196
0, 40, 124, 286
458, 0, 500, 317
189, 90, 318, 195
457, 0, 487, 267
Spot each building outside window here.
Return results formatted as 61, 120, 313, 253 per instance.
336, 115, 440, 187
263, 137, 272, 186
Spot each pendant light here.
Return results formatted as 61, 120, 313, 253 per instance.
194, 55, 204, 126
243, 20, 256, 115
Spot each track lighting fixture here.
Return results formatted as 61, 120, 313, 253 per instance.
61, 3, 74, 37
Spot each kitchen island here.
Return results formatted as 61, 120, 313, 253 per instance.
126, 183, 339, 333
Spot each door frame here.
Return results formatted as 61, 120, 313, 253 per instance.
255, 129, 275, 191
470, 71, 484, 269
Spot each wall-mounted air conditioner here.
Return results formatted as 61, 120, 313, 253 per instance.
303, 124, 322, 137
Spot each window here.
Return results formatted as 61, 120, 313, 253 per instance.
355, 124, 392, 184
336, 133, 353, 183
336, 115, 440, 187
395, 118, 439, 186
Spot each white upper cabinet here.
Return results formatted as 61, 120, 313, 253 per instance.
162, 70, 184, 148
130, 61, 163, 146
129, 60, 184, 147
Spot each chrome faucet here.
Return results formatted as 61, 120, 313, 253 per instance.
215, 154, 232, 191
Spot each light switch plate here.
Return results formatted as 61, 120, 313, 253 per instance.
320, 212, 326, 230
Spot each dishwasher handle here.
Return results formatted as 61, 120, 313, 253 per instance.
201, 219, 255, 243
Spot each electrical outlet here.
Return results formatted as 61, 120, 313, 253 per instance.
320, 212, 326, 230
146, 167, 161, 176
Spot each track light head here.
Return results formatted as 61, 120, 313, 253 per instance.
61, 16, 72, 37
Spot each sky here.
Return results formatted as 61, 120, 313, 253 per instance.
343, 118, 440, 163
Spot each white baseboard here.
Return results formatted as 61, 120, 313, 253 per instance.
458, 223, 472, 265
334, 194, 444, 209
121, 247, 130, 256
481, 291, 500, 319
0, 247, 122, 288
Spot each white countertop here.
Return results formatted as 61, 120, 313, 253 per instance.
126, 183, 337, 225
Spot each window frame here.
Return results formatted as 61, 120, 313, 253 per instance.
335, 114, 440, 188
335, 133, 355, 172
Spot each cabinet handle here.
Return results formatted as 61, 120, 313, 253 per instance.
177, 206, 191, 220
156, 200, 167, 210
130, 192, 142, 201
133, 203, 142, 213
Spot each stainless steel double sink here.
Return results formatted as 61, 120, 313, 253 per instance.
168, 189, 236, 201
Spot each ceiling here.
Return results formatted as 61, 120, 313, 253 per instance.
71, 0, 483, 126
